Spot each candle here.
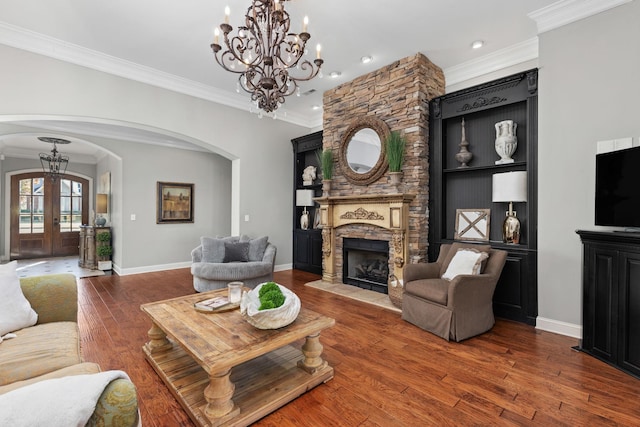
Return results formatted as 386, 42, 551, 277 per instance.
214, 27, 219, 44
316, 44, 321, 59
275, 0, 280, 11
224, 6, 230, 24
303, 16, 308, 32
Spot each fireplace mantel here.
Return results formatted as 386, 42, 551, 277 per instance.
316, 193, 416, 293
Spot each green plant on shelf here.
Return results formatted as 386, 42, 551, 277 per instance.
385, 131, 406, 172
317, 149, 333, 180
96, 231, 111, 242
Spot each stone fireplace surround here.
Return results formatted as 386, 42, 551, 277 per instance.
319, 52, 445, 307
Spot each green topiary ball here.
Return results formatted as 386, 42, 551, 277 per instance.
258, 283, 285, 311
259, 282, 279, 298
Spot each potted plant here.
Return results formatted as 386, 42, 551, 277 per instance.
386, 131, 406, 185
319, 148, 333, 195
96, 231, 112, 270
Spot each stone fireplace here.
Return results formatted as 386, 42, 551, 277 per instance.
317, 193, 415, 305
319, 53, 445, 307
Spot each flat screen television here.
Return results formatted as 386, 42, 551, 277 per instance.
595, 146, 640, 228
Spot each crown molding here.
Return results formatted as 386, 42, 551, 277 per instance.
0, 21, 317, 129
528, 0, 633, 34
444, 38, 538, 88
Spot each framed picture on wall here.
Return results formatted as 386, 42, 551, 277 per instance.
156, 182, 194, 224
454, 209, 490, 241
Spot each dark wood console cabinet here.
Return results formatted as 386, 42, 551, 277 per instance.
292, 131, 323, 275
429, 69, 538, 325
577, 230, 640, 378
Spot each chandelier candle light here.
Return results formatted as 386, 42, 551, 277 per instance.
211, 0, 324, 113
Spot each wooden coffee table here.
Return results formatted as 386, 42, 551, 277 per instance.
141, 288, 335, 427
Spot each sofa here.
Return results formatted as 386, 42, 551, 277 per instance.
191, 235, 276, 292
0, 273, 139, 426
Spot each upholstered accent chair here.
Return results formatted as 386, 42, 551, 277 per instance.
191, 235, 277, 292
402, 243, 507, 342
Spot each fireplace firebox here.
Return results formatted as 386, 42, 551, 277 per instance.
343, 238, 389, 293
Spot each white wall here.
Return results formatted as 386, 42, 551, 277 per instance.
0, 43, 310, 271
87, 139, 232, 272
536, 1, 640, 335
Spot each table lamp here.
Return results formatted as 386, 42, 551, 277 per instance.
296, 189, 315, 230
492, 171, 527, 244
95, 193, 108, 226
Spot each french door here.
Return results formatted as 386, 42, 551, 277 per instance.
10, 173, 89, 259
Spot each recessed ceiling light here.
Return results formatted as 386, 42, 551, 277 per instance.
361, 55, 373, 64
312, 105, 322, 111
329, 71, 342, 78
471, 40, 484, 49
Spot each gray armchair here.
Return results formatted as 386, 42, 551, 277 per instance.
401, 243, 507, 342
191, 236, 277, 292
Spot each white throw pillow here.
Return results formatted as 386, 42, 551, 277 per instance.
441, 249, 489, 281
0, 261, 38, 336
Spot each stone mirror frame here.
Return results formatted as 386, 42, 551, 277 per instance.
339, 116, 391, 185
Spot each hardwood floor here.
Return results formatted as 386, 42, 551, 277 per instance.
77, 269, 640, 426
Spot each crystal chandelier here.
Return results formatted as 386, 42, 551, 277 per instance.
38, 137, 70, 181
210, 0, 323, 113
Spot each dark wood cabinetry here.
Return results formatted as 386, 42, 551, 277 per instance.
577, 230, 640, 378
429, 69, 538, 325
292, 131, 323, 275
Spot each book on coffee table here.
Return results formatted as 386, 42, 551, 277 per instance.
194, 296, 230, 311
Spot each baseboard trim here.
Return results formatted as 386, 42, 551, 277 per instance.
115, 262, 291, 276
274, 263, 292, 272
115, 261, 191, 276
535, 316, 582, 339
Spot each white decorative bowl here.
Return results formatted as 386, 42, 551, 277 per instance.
240, 283, 301, 329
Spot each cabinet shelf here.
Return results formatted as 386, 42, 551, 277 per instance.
443, 161, 527, 174
297, 183, 322, 191
292, 131, 324, 275
429, 69, 538, 325
439, 237, 531, 251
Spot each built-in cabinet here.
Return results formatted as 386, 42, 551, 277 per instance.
79, 225, 112, 271
429, 69, 538, 325
577, 230, 640, 379
292, 131, 323, 275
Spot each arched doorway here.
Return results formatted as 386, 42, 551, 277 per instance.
10, 172, 89, 259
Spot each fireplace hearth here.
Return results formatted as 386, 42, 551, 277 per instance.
343, 238, 389, 294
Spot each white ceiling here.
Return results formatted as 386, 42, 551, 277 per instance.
0, 0, 622, 162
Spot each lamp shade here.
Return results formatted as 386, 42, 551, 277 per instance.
96, 193, 108, 214
296, 189, 314, 207
492, 171, 527, 203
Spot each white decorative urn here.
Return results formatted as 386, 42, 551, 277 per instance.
494, 120, 517, 164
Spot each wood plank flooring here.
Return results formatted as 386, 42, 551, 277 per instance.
77, 269, 640, 426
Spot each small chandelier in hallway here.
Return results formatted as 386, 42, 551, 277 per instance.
38, 137, 70, 181
210, 0, 324, 114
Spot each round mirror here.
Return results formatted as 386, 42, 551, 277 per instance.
346, 128, 381, 173
339, 117, 390, 185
